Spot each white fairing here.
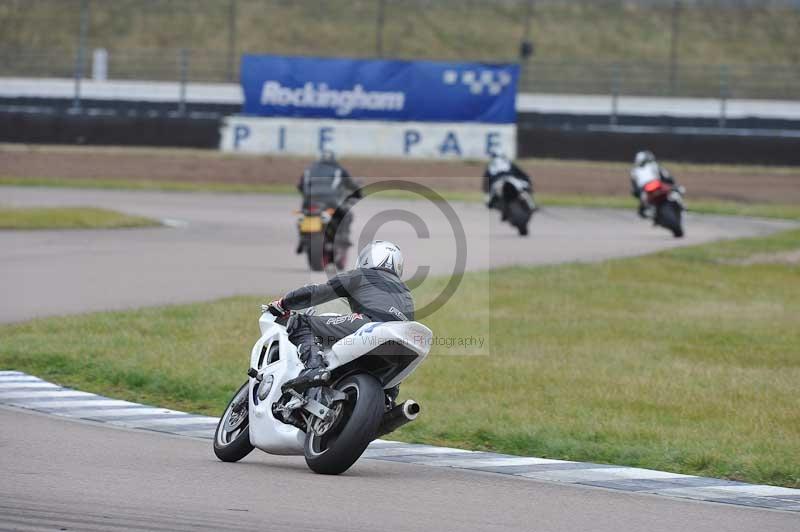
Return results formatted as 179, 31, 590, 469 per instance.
248, 313, 306, 455
631, 162, 661, 189
327, 321, 433, 388
247, 312, 432, 456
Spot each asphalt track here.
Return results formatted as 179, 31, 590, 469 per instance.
2, 186, 799, 531
2, 186, 797, 323
1, 406, 798, 532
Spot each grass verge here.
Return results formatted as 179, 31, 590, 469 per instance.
540, 194, 800, 221
3, 176, 800, 221
3, 3, 798, 73
0, 206, 159, 230
1, 229, 798, 487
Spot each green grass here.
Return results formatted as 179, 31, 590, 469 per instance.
4, 176, 800, 222
539, 194, 800, 221
2, 1, 799, 94
0, 176, 298, 196
2, 229, 799, 487
0, 206, 159, 230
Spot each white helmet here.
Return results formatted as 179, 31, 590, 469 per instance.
488, 153, 512, 176
634, 150, 655, 167
355, 240, 404, 277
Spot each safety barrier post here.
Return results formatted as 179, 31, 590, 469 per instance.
719, 64, 729, 129
668, 0, 681, 96
376, 0, 386, 57
227, 0, 238, 82
71, 0, 89, 111
610, 64, 620, 127
178, 48, 189, 116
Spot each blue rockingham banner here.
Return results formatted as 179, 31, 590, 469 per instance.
240, 54, 519, 124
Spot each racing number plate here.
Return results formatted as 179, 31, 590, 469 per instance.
300, 216, 323, 233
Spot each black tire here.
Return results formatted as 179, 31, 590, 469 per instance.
672, 205, 684, 238
304, 373, 384, 475
508, 201, 531, 236
213, 381, 255, 463
334, 246, 348, 271
306, 232, 324, 271
658, 202, 684, 238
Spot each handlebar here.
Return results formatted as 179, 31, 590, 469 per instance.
261, 304, 283, 317
262, 303, 295, 318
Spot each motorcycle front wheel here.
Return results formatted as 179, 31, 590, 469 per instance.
304, 373, 384, 475
213, 381, 255, 462
657, 202, 684, 238
508, 200, 531, 236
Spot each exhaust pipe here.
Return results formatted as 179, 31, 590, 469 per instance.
376, 400, 420, 438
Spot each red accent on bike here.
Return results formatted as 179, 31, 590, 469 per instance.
643, 181, 663, 193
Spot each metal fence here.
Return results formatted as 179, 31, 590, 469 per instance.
1, 0, 799, 100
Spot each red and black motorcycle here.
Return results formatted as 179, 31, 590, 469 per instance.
642, 180, 686, 238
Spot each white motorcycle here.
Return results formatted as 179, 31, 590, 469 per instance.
213, 302, 432, 475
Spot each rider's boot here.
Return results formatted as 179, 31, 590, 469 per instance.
282, 345, 330, 393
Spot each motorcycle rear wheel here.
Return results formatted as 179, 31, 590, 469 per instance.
213, 381, 255, 462
304, 373, 384, 475
306, 233, 324, 271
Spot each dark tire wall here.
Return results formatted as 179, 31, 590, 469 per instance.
516, 125, 800, 166
0, 110, 219, 148
2, 108, 800, 165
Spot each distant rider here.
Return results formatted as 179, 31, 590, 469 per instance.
297, 151, 362, 250
630, 150, 677, 218
268, 241, 413, 396
482, 153, 534, 219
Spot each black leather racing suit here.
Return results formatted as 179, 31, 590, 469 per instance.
298, 161, 362, 245
482, 161, 532, 195
282, 267, 415, 370
298, 161, 361, 208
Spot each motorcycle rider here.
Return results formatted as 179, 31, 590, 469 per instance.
630, 150, 678, 218
268, 241, 413, 394
297, 151, 362, 250
482, 153, 534, 219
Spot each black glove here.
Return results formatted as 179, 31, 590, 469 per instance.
267, 299, 290, 321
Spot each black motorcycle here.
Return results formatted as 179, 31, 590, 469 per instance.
489, 175, 536, 236
296, 202, 350, 271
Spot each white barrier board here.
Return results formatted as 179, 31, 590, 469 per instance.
219, 116, 516, 159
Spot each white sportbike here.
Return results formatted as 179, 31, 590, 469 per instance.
213, 302, 432, 475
